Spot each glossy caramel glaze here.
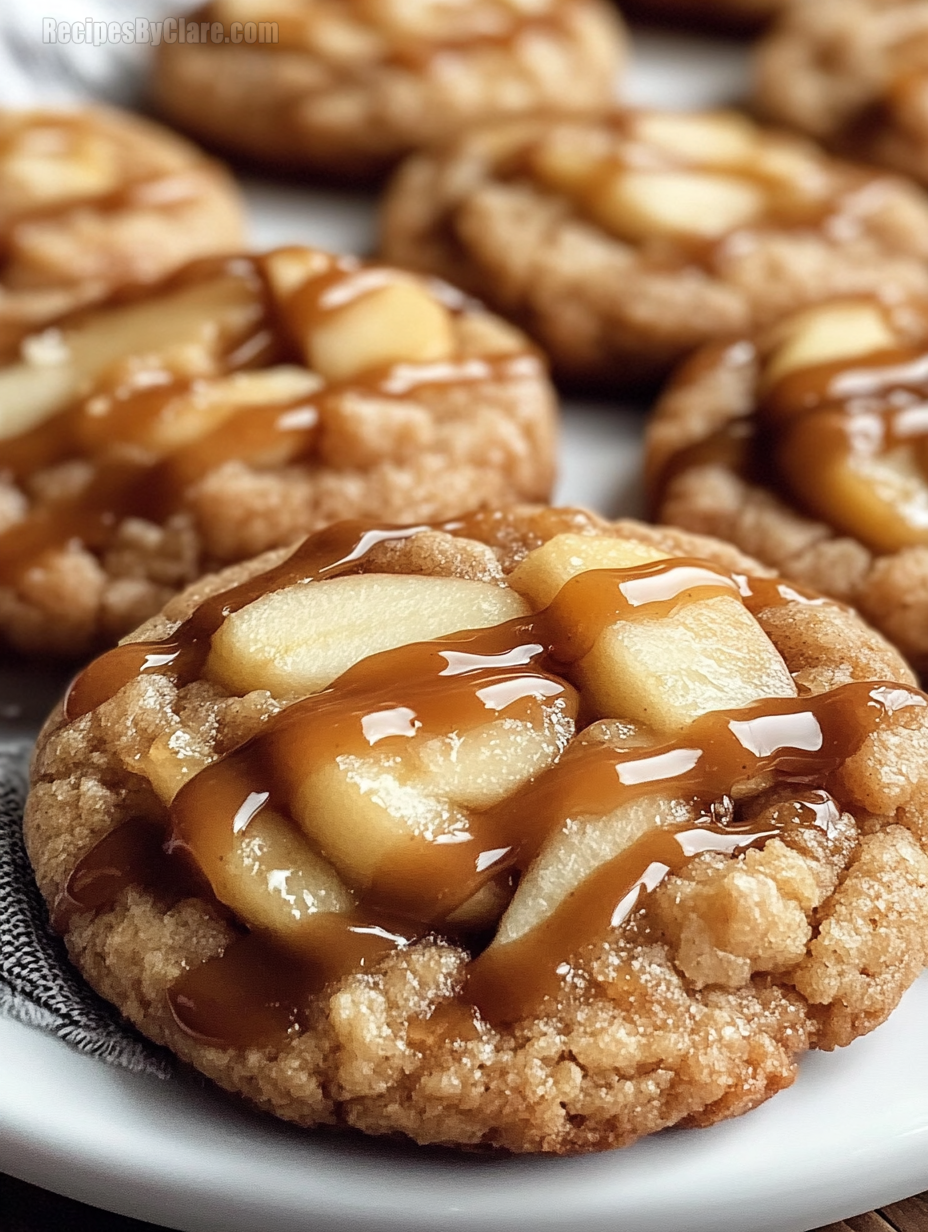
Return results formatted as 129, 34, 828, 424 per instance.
58, 518, 926, 1042
652, 308, 928, 554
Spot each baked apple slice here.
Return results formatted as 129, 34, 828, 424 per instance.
509, 533, 796, 731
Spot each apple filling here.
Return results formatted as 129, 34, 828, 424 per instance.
524, 109, 837, 248
758, 298, 928, 554
0, 246, 538, 588
58, 518, 927, 1046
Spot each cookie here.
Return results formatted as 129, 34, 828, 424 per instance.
755, 0, 928, 185
25, 505, 928, 1153
647, 293, 928, 677
0, 246, 556, 658
380, 109, 928, 389
151, 0, 626, 181
0, 107, 246, 357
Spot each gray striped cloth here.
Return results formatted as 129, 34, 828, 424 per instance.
0, 742, 170, 1076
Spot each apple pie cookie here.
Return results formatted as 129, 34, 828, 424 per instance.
0, 107, 245, 357
152, 0, 625, 181
381, 108, 928, 389
25, 506, 928, 1153
647, 294, 928, 677
755, 0, 928, 186
0, 246, 555, 657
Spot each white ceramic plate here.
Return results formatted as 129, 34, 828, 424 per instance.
3, 28, 927, 1232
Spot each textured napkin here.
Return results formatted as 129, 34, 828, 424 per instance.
0, 740, 170, 1077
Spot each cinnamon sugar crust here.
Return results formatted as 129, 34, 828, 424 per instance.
24, 507, 928, 1154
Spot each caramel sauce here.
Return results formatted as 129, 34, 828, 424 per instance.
1, 250, 534, 599
760, 342, 928, 551
656, 313, 928, 553
53, 814, 207, 932
464, 822, 777, 1023
168, 915, 419, 1049
58, 517, 927, 1041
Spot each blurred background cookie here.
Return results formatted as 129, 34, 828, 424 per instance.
151, 0, 626, 181
755, 0, 928, 185
0, 245, 557, 658
28, 506, 928, 1152
381, 108, 928, 391
0, 106, 246, 356
647, 293, 928, 676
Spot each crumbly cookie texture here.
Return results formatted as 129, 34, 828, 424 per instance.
0, 107, 245, 357
755, 0, 928, 186
647, 294, 928, 677
0, 246, 556, 658
151, 0, 625, 181
25, 505, 928, 1155
380, 108, 928, 389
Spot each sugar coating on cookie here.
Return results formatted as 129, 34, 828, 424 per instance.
0, 107, 246, 356
755, 0, 928, 185
647, 293, 928, 676
381, 108, 928, 388
25, 505, 928, 1154
152, 0, 625, 180
0, 247, 556, 657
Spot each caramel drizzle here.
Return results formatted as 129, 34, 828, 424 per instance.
653, 322, 928, 552
760, 342, 928, 549
0, 252, 535, 595
58, 519, 917, 1041
64, 515, 817, 722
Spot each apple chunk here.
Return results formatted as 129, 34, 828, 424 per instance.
1, 124, 119, 209
494, 793, 694, 946
301, 278, 455, 383
179, 799, 355, 944
0, 359, 77, 440
290, 702, 574, 910
206, 573, 531, 699
592, 169, 764, 242
509, 533, 796, 732
632, 111, 757, 167
778, 412, 928, 552
0, 268, 265, 438
76, 365, 322, 457
763, 300, 898, 389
